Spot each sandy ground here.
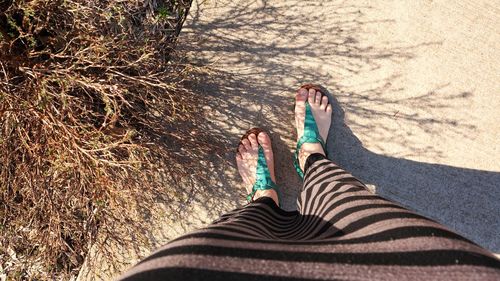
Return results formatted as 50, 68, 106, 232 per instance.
182, 0, 499, 251
78, 0, 499, 279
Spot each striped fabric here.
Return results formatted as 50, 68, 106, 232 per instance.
120, 153, 500, 280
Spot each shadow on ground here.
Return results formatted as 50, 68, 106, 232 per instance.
174, 0, 499, 253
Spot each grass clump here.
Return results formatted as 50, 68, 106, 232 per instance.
0, 0, 216, 279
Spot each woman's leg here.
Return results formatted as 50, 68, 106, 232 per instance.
119, 131, 303, 280
293, 86, 500, 278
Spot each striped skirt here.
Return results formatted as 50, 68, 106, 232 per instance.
120, 154, 500, 280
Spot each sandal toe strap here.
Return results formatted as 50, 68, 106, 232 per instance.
247, 146, 279, 205
293, 101, 326, 179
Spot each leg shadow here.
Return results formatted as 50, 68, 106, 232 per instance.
317, 86, 500, 253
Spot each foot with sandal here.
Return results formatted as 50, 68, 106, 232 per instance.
236, 84, 332, 205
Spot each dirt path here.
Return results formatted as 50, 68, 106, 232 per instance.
78, 0, 499, 279
182, 0, 500, 252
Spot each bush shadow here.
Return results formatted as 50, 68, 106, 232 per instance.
174, 0, 499, 253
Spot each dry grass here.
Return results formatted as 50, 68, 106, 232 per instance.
0, 0, 218, 279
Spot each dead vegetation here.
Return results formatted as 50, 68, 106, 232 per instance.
0, 0, 218, 279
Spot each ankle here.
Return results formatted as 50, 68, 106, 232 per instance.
299, 143, 325, 172
253, 189, 279, 206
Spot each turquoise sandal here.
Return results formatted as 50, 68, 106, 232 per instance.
238, 128, 280, 206
293, 84, 327, 179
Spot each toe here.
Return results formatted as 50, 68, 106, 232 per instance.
258, 132, 273, 160
320, 95, 328, 109
295, 89, 307, 119
248, 133, 258, 149
257, 132, 271, 149
238, 144, 247, 154
326, 104, 332, 113
295, 89, 307, 141
315, 91, 322, 104
308, 89, 316, 103
241, 138, 252, 150
257, 131, 275, 180
296, 88, 308, 102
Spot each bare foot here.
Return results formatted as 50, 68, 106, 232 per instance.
295, 87, 332, 172
236, 131, 279, 205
